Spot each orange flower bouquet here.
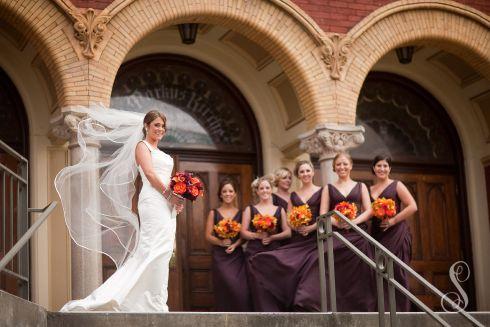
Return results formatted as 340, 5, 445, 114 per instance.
288, 204, 312, 228
214, 218, 241, 239
252, 214, 277, 233
372, 197, 396, 220
333, 201, 358, 221
169, 172, 204, 201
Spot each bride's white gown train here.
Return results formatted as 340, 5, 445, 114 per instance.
61, 141, 176, 312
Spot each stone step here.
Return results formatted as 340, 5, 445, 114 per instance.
2, 291, 489, 327
48, 312, 490, 327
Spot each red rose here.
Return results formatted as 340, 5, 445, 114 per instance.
173, 182, 187, 195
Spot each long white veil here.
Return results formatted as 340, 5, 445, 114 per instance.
55, 105, 145, 268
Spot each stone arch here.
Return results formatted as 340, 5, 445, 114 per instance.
339, 0, 490, 123
0, 0, 77, 108
96, 0, 332, 128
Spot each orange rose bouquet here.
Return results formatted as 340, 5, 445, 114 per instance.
214, 218, 241, 239
372, 197, 396, 220
288, 204, 312, 228
169, 172, 204, 201
333, 201, 358, 221
252, 214, 277, 233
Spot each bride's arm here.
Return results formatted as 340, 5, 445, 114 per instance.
135, 142, 168, 195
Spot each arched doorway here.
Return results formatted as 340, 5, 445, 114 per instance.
351, 72, 474, 310
110, 54, 262, 310
0, 67, 29, 299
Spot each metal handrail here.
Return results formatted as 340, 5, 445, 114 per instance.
0, 201, 58, 272
316, 211, 484, 327
0, 139, 28, 164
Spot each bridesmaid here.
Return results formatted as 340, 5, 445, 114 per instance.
205, 178, 251, 311
319, 151, 377, 312
370, 154, 417, 312
248, 160, 323, 311
272, 167, 292, 213
241, 175, 291, 311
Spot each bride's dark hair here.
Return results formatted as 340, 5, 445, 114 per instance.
143, 110, 167, 137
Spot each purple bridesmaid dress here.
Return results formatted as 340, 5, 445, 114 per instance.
371, 180, 412, 312
245, 205, 283, 311
327, 183, 377, 312
248, 188, 323, 311
211, 209, 252, 311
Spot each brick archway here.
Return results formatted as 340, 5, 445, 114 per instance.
0, 0, 77, 108
96, 0, 332, 128
338, 0, 490, 122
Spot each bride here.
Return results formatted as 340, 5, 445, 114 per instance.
56, 107, 183, 312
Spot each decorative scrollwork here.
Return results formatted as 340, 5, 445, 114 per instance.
300, 124, 365, 159
320, 34, 352, 80
68, 9, 111, 59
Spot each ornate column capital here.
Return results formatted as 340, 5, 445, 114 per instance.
48, 109, 89, 147
299, 123, 365, 161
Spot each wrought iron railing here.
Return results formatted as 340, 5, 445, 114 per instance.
0, 139, 57, 300
316, 211, 484, 327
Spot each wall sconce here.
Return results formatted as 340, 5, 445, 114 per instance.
178, 23, 199, 45
395, 46, 415, 64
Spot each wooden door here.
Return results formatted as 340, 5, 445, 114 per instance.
171, 161, 253, 311
351, 170, 463, 310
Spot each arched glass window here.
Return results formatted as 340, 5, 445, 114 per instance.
352, 72, 456, 165
111, 55, 259, 154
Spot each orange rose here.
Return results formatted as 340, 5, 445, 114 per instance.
173, 182, 187, 195
190, 186, 199, 197
190, 177, 200, 185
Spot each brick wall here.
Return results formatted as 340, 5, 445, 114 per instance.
292, 0, 490, 33
71, 0, 490, 34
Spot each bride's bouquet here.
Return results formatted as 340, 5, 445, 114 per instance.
288, 204, 312, 228
372, 197, 396, 220
214, 218, 241, 239
170, 172, 204, 201
252, 214, 277, 233
333, 201, 358, 221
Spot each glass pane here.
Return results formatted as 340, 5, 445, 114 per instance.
111, 55, 256, 153
352, 73, 455, 165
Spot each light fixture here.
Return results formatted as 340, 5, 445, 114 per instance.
178, 23, 199, 45
395, 46, 415, 64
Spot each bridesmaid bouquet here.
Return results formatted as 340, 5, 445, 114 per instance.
252, 214, 277, 233
333, 201, 358, 221
214, 218, 241, 239
372, 197, 396, 220
288, 204, 312, 228
169, 172, 204, 201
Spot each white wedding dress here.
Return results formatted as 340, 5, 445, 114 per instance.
61, 141, 177, 312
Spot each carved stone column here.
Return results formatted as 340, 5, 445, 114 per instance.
49, 111, 103, 299
299, 123, 365, 185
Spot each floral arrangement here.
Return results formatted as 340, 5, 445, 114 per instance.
169, 172, 204, 201
333, 201, 358, 221
214, 218, 241, 239
252, 214, 277, 233
372, 197, 396, 220
288, 204, 312, 228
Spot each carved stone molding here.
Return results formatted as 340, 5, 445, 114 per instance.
299, 123, 365, 161
49, 112, 85, 145
319, 34, 352, 80
67, 8, 112, 59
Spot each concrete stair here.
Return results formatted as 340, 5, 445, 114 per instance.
2, 291, 489, 327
